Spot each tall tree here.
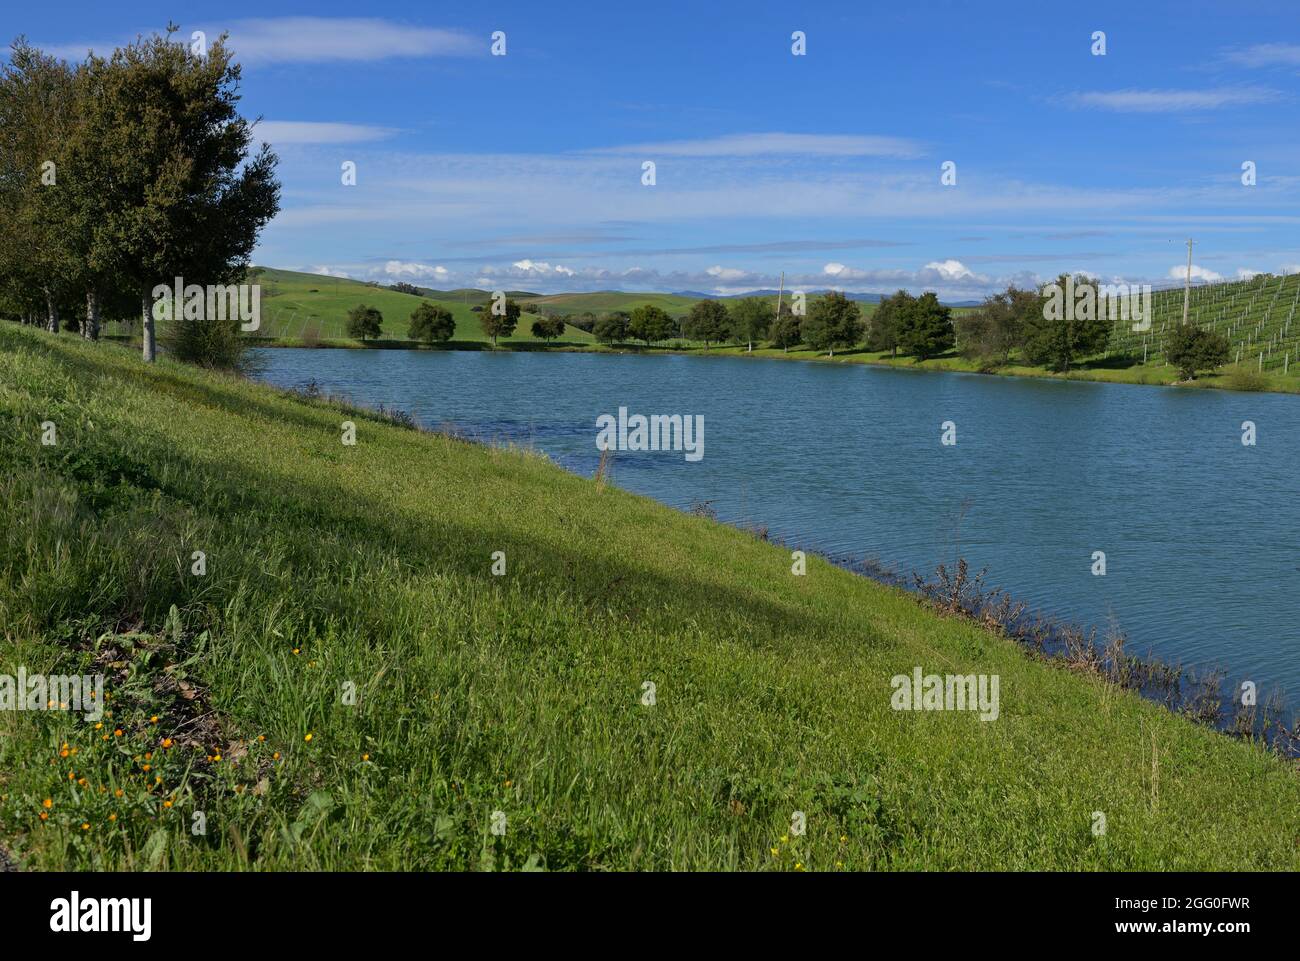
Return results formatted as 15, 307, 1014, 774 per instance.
86, 27, 279, 362
897, 291, 954, 360
956, 286, 1037, 369
480, 297, 520, 346
346, 304, 383, 341
769, 304, 801, 353
592, 311, 629, 345
728, 296, 772, 352
0, 41, 78, 333
627, 304, 676, 346
408, 301, 455, 343
683, 299, 729, 349
801, 290, 864, 357
866, 290, 909, 356
1021, 274, 1109, 372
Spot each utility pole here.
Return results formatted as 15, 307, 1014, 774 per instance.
1182, 237, 1193, 325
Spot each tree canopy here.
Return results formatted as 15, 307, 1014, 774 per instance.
408, 301, 455, 343
801, 291, 864, 357
0, 29, 280, 364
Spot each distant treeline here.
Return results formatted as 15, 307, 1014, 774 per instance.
0, 27, 280, 364
532, 277, 1230, 379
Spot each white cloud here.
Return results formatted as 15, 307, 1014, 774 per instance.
1236, 268, 1263, 279
595, 132, 923, 158
302, 258, 1029, 299
507, 259, 575, 276
1223, 44, 1300, 68
1170, 264, 1223, 282
923, 259, 976, 281
383, 260, 448, 280
254, 121, 398, 144
1067, 86, 1280, 112
41, 17, 477, 65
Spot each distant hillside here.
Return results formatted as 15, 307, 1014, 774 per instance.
106, 268, 593, 346
517, 291, 700, 316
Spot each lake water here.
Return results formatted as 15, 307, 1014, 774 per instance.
253, 348, 1300, 710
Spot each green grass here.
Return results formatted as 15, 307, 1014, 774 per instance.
518, 290, 701, 315
103, 268, 596, 348
1, 322, 1296, 870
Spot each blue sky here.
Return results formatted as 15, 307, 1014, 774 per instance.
15, 1, 1300, 297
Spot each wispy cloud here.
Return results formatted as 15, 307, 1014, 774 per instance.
1222, 43, 1300, 68
253, 121, 399, 145
592, 132, 924, 158
39, 17, 478, 65
1066, 86, 1281, 112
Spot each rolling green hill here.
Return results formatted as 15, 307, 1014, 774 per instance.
520, 291, 701, 316
103, 268, 594, 346
1, 322, 1297, 870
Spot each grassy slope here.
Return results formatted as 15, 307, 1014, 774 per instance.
0, 323, 1296, 871
519, 291, 700, 315
102, 269, 596, 348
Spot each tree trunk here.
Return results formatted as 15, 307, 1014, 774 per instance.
45, 289, 60, 333
85, 288, 100, 341
142, 289, 156, 362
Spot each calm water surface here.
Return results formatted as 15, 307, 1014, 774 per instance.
253, 348, 1300, 707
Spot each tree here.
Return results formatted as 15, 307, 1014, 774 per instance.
530, 314, 566, 342
866, 290, 908, 356
592, 312, 629, 345
897, 291, 954, 361
346, 304, 382, 341
728, 297, 772, 351
801, 291, 863, 357
391, 281, 421, 296
86, 28, 279, 362
0, 42, 78, 335
1166, 323, 1229, 380
956, 286, 1038, 369
682, 299, 730, 349
628, 304, 676, 346
769, 305, 801, 352
408, 301, 454, 343
480, 298, 520, 346
1021, 274, 1109, 372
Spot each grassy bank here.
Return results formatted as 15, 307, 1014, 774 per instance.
0, 323, 1296, 871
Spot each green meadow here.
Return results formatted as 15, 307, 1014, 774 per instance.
100, 268, 598, 348
1, 322, 1296, 871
